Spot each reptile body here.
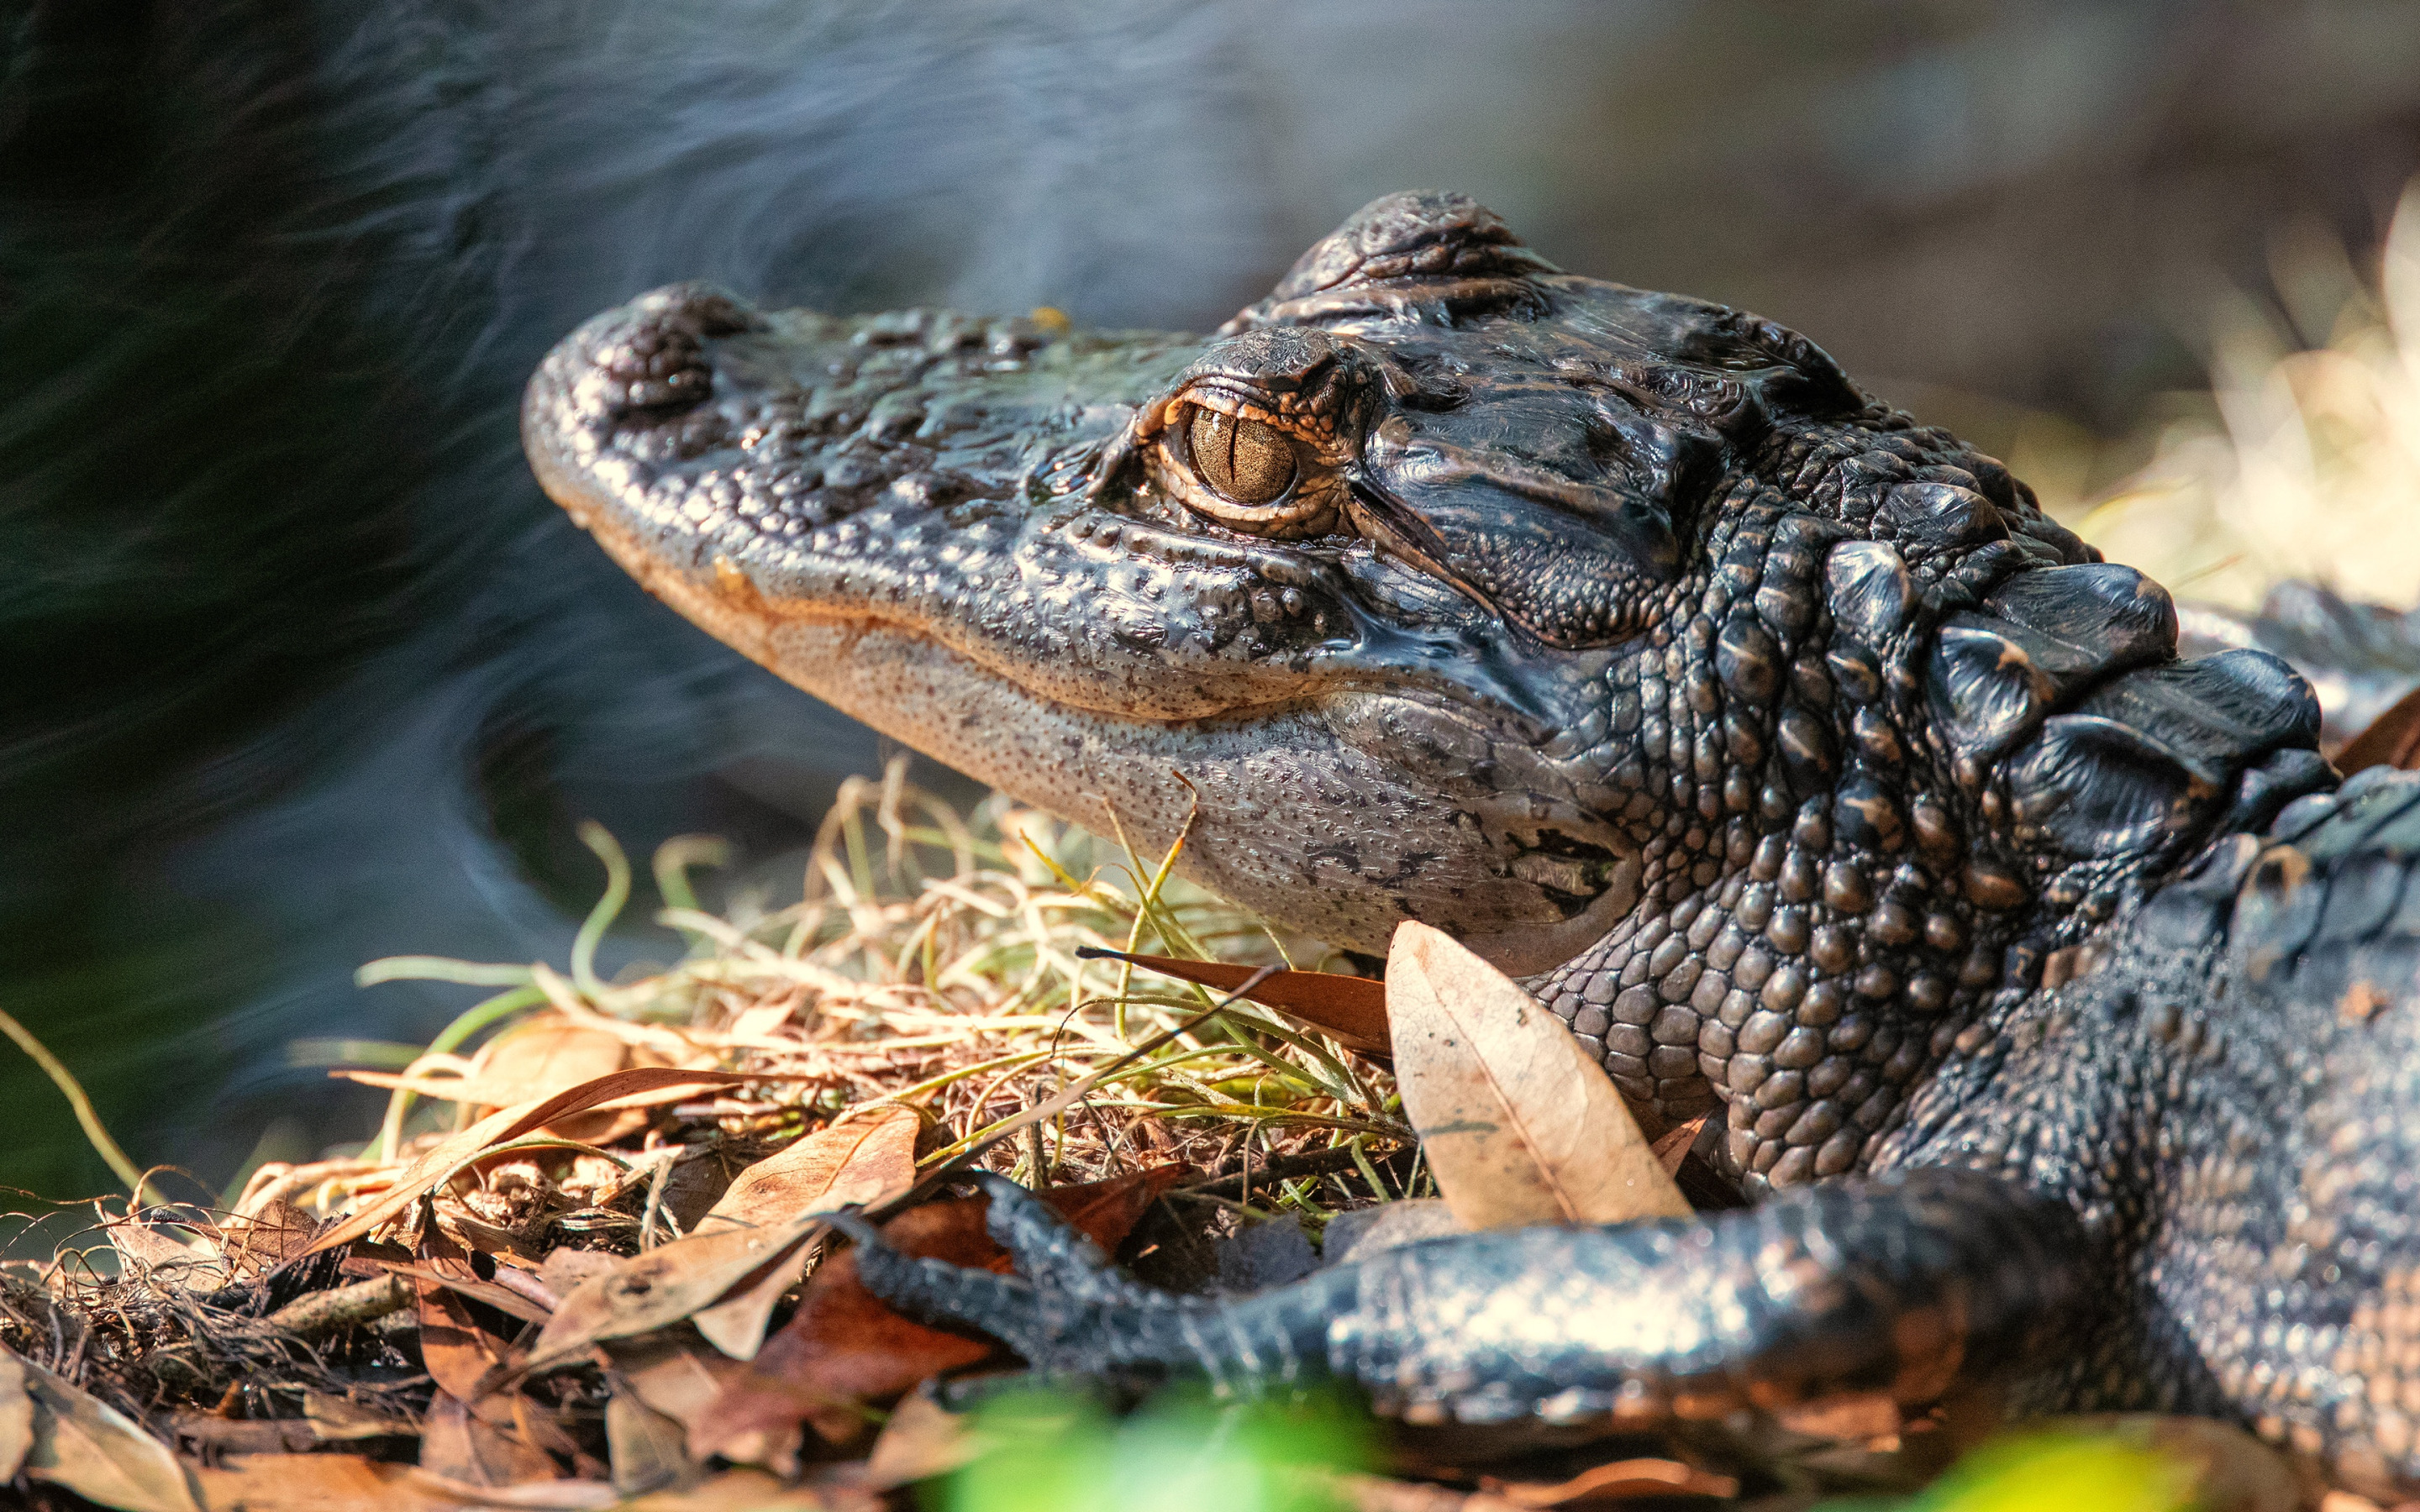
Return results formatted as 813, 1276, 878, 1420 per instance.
524, 193, 2420, 1494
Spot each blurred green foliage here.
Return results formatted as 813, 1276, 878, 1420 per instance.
1826, 1431, 2196, 1512
939, 1386, 1372, 1512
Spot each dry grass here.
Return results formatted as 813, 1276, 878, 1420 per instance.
0, 767, 1418, 1446
2080, 184, 2420, 611
253, 765, 1414, 1244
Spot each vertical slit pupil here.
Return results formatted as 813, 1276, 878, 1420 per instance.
1186, 405, 1295, 506
1191, 407, 1239, 496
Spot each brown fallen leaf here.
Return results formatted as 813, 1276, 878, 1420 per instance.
539, 1247, 623, 1302
603, 1332, 751, 1462
420, 1389, 561, 1490
416, 1222, 529, 1416
191, 1452, 466, 1512
698, 1105, 921, 1232
109, 1216, 230, 1287
472, 1017, 640, 1143
528, 1215, 828, 1368
0, 1348, 34, 1481
862, 1392, 981, 1490
218, 1200, 321, 1279
1078, 947, 1390, 1055
1388, 922, 1688, 1229
608, 1389, 697, 1497
4, 1341, 201, 1512
377, 1260, 555, 1326
308, 1066, 811, 1254
689, 1107, 924, 1359
1648, 1113, 1709, 1179
408, 1464, 621, 1508
617, 1467, 872, 1510
1318, 1473, 1522, 1512
694, 1165, 1184, 1467
1773, 1392, 1904, 1444
1483, 1457, 1739, 1505
2338, 682, 2420, 774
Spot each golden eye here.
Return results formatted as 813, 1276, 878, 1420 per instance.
1188, 407, 1297, 505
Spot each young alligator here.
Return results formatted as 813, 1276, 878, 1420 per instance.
523, 192, 2420, 1494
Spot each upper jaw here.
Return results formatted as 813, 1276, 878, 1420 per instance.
521, 281, 1615, 738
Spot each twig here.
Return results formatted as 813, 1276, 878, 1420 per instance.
267, 1273, 412, 1339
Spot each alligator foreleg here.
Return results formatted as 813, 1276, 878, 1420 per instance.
834, 1169, 2090, 1428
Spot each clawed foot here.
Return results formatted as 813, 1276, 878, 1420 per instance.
830, 1173, 1192, 1378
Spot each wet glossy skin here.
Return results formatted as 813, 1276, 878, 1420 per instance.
529, 194, 2420, 1494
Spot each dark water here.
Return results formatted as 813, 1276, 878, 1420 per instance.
4, 0, 2418, 1198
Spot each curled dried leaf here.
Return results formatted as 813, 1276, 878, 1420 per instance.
1387, 922, 1687, 1229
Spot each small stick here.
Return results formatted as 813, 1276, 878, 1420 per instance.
267, 1273, 412, 1339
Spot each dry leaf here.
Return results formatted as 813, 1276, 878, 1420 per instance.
539, 1248, 623, 1302
1773, 1393, 1903, 1443
603, 1333, 751, 1461
694, 1166, 1181, 1465
6, 1341, 201, 1512
299, 1391, 413, 1442
617, 1467, 864, 1510
1387, 922, 1688, 1229
726, 1000, 797, 1040
408, 1464, 620, 1508
420, 1389, 561, 1490
416, 1226, 521, 1406
191, 1452, 466, 1512
528, 1215, 828, 1368
218, 1200, 321, 1278
109, 1219, 230, 1289
308, 1066, 802, 1254
474, 1019, 639, 1143
1648, 1113, 1709, 1178
1321, 1199, 1467, 1267
608, 1390, 696, 1497
0, 1348, 33, 1481
690, 1246, 818, 1362
1081, 948, 1389, 1055
862, 1393, 980, 1490
477, 1017, 630, 1086
699, 1105, 920, 1232
1485, 1457, 1739, 1505
378, 1260, 554, 1326
2337, 682, 2420, 773
1320, 1473, 1523, 1512
688, 1107, 923, 1359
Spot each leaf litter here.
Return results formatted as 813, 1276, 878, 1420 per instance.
0, 764, 2302, 1509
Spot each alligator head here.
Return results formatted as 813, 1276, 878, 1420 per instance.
528, 192, 2328, 1181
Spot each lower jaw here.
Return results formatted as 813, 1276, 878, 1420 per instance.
563, 507, 1644, 969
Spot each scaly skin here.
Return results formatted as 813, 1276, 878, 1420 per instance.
523, 193, 2420, 1494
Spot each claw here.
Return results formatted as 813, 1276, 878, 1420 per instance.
970, 1173, 1162, 1305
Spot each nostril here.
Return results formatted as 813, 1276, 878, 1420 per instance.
587, 283, 764, 418
598, 333, 708, 413
634, 281, 763, 339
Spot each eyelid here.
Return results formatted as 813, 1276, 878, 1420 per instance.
1146, 395, 1346, 539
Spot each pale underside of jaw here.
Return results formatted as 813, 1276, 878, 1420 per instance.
555, 484, 1641, 970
